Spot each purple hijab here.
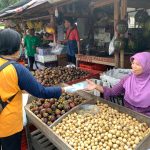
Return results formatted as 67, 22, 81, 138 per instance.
123, 52, 150, 108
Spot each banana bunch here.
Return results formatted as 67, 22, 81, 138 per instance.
34, 21, 43, 31
45, 26, 55, 34
26, 21, 34, 29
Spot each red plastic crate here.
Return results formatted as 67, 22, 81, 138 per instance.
66, 68, 101, 85
79, 62, 94, 70
92, 64, 107, 71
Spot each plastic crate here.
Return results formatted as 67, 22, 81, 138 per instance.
79, 62, 94, 70
92, 64, 108, 71
36, 47, 52, 55
35, 54, 57, 63
66, 68, 101, 85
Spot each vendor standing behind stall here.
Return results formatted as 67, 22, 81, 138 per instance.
64, 17, 80, 65
24, 28, 40, 71
85, 52, 150, 116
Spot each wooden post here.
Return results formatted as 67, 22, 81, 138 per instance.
120, 0, 127, 68
114, 0, 120, 68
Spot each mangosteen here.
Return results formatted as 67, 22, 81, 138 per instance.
36, 101, 42, 106
55, 109, 61, 115
64, 104, 70, 112
49, 98, 55, 105
61, 110, 66, 115
40, 109, 46, 115
57, 104, 63, 110
47, 121, 52, 126
50, 115, 56, 122
38, 106, 43, 111
43, 112, 49, 118
46, 108, 53, 114
69, 102, 76, 108
34, 110, 39, 115
51, 104, 56, 111
37, 114, 42, 119
43, 103, 51, 108
31, 107, 38, 112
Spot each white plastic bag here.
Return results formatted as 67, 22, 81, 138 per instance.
109, 36, 115, 55
22, 94, 29, 126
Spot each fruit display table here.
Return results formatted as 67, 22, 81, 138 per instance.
25, 91, 150, 150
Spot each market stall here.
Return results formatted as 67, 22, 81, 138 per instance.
0, 0, 150, 150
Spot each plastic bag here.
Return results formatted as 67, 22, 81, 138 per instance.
109, 36, 115, 55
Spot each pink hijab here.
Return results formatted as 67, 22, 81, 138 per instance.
123, 52, 150, 108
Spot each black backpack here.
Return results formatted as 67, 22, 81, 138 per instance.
0, 61, 18, 113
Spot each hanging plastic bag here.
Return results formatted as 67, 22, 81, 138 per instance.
109, 36, 115, 55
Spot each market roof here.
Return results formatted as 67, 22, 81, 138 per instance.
0, 0, 36, 19
0, 0, 150, 20
0, 0, 77, 20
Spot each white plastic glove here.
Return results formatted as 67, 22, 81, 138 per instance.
63, 86, 78, 93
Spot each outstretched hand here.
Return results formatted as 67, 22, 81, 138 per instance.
85, 79, 97, 91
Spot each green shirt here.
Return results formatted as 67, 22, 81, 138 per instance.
24, 35, 41, 57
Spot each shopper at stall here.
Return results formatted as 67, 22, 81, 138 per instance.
86, 52, 150, 116
64, 17, 80, 65
0, 28, 71, 150
24, 28, 40, 71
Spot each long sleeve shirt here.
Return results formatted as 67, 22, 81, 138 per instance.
13, 63, 62, 99
103, 76, 150, 116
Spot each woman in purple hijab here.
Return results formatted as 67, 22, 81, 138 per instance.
86, 52, 150, 116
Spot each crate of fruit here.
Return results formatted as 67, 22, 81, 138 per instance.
25, 91, 94, 127
48, 93, 150, 150
33, 66, 97, 86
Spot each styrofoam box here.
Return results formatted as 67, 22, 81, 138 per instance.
35, 54, 57, 63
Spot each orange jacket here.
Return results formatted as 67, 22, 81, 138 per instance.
0, 58, 23, 137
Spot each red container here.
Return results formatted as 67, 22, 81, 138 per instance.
92, 64, 107, 71
66, 68, 101, 85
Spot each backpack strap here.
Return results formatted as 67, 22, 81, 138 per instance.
66, 27, 75, 40
0, 61, 18, 110
0, 61, 12, 71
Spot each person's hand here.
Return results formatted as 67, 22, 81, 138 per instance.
57, 41, 62, 44
85, 79, 97, 91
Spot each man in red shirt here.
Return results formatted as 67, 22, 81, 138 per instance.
64, 17, 80, 65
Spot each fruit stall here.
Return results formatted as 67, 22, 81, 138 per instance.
0, 0, 150, 150
25, 91, 150, 150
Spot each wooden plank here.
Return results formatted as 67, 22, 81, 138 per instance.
120, 0, 127, 68
76, 54, 115, 66
114, 0, 120, 68
90, 0, 114, 9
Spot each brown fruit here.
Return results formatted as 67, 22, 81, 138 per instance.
55, 109, 61, 115
43, 112, 49, 118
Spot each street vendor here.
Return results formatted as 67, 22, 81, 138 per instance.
64, 17, 80, 65
24, 28, 40, 71
0, 28, 72, 150
86, 52, 150, 116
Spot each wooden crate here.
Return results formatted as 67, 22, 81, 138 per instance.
51, 95, 150, 150
25, 91, 150, 150
31, 129, 57, 150
25, 91, 94, 150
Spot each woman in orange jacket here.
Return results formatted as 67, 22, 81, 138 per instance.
0, 29, 72, 150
